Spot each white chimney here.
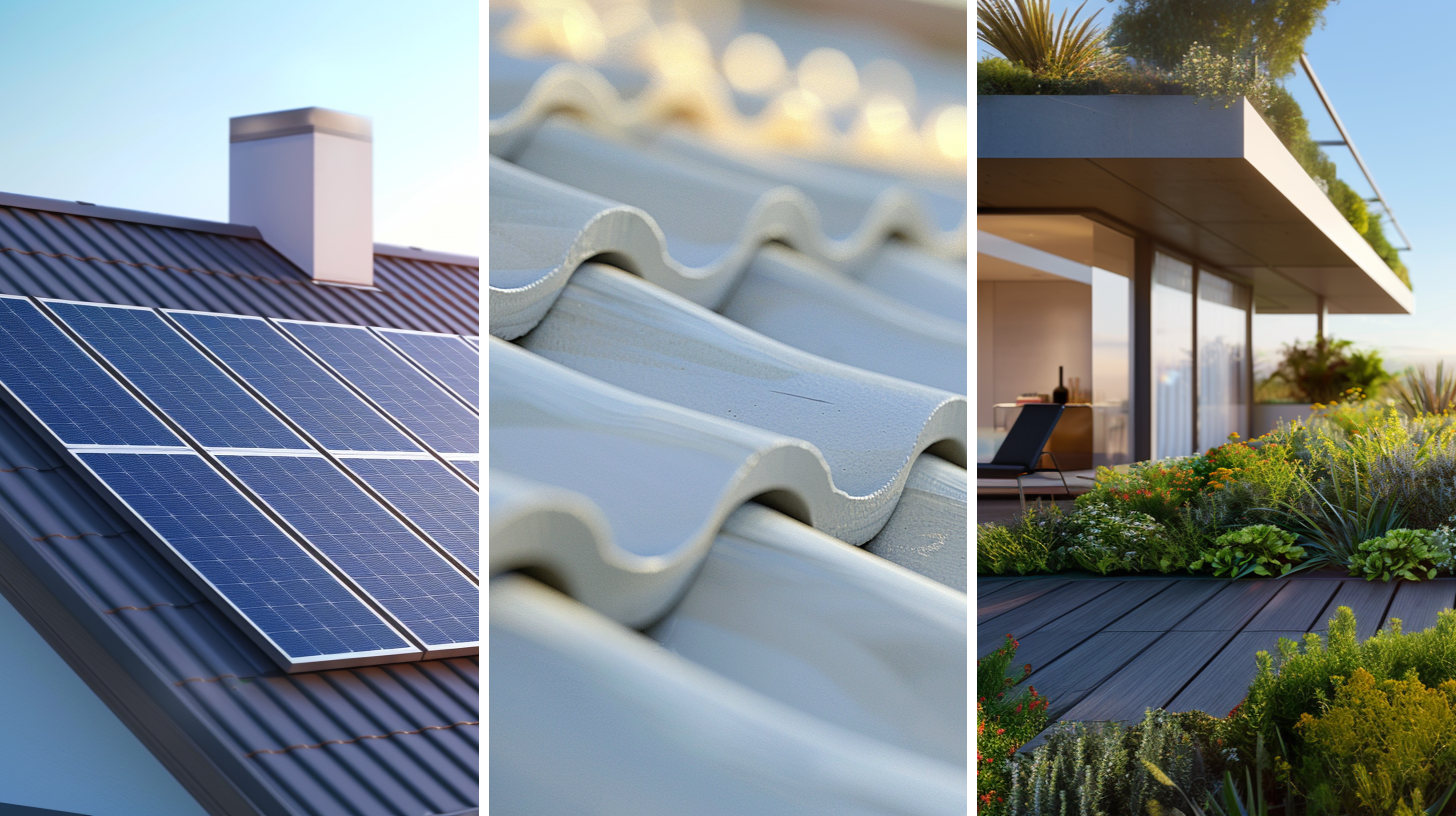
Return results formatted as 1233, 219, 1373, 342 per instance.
229, 107, 374, 287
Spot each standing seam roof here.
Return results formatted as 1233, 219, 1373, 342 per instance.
0, 205, 478, 335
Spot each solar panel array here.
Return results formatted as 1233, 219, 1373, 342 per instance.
277, 321, 479, 456
0, 296, 479, 672
375, 328, 481, 409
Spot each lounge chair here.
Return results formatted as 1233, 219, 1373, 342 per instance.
977, 403, 1070, 510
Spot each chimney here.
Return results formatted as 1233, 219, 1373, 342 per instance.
229, 107, 374, 287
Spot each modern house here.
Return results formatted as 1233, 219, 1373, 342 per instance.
0, 108, 478, 816
977, 94, 1413, 466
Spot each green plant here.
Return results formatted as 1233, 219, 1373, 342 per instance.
1172, 41, 1276, 110
976, 0, 1119, 80
1275, 458, 1406, 568
1392, 363, 1456, 418
1191, 524, 1305, 578
1108, 0, 1335, 80
1062, 504, 1170, 574
1294, 667, 1456, 814
977, 501, 1067, 575
1265, 337, 1394, 404
1349, 528, 1450, 582
978, 634, 1049, 813
1009, 709, 1218, 814
1222, 606, 1456, 776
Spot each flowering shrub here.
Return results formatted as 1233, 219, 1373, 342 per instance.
977, 634, 1048, 815
1062, 505, 1174, 574
1294, 667, 1456, 814
1191, 524, 1305, 579
1349, 528, 1451, 582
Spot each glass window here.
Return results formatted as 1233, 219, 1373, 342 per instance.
1152, 253, 1193, 460
1092, 266, 1130, 467
1198, 272, 1251, 450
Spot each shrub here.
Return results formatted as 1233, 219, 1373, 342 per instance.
1172, 42, 1275, 111
1294, 668, 1456, 813
1265, 338, 1394, 404
977, 634, 1049, 814
1062, 504, 1170, 574
976, 501, 1067, 575
1349, 528, 1450, 582
1191, 524, 1305, 579
1223, 606, 1456, 771
1276, 457, 1406, 569
1009, 709, 1219, 814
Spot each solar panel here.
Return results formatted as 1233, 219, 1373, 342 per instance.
0, 297, 181, 447
451, 459, 480, 484
374, 329, 480, 409
340, 456, 479, 576
217, 454, 478, 653
76, 451, 417, 669
278, 321, 478, 456
167, 312, 420, 454
462, 336, 480, 350
47, 302, 308, 451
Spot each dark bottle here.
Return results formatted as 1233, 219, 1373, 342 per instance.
1052, 366, 1069, 404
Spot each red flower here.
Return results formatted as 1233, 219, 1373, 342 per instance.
1024, 663, 1032, 673
996, 728, 1005, 735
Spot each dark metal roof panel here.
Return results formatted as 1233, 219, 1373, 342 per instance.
0, 204, 479, 335
0, 392, 479, 815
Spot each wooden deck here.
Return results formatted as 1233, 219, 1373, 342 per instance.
979, 573, 1456, 737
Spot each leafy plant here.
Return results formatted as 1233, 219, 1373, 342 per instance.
1264, 337, 1393, 404
1107, 0, 1335, 80
1392, 362, 1456, 418
977, 501, 1067, 575
977, 634, 1049, 814
1173, 42, 1276, 110
976, 0, 1119, 80
1274, 458, 1406, 568
1349, 528, 1450, 582
1062, 504, 1170, 574
1294, 668, 1456, 814
1191, 524, 1305, 578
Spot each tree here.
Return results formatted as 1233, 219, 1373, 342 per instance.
1108, 0, 1336, 79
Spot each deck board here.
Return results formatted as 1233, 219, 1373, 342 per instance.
1058, 631, 1229, 723
978, 580, 1121, 653
1167, 630, 1306, 718
976, 578, 1072, 625
1311, 579, 1399, 640
1012, 581, 1176, 672
1383, 580, 1456, 634
983, 575, 1456, 745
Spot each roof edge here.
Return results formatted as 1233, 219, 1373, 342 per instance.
0, 192, 264, 239
373, 243, 480, 267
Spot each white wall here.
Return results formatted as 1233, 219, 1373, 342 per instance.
977, 280, 1093, 430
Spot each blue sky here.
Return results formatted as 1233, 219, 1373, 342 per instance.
0, 0, 478, 255
979, 0, 1449, 375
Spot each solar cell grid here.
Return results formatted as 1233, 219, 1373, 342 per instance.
0, 297, 181, 447
342, 457, 480, 575
451, 459, 480, 484
48, 303, 308, 451
168, 312, 420, 454
219, 454, 478, 651
78, 451, 414, 665
376, 328, 481, 409
279, 321, 479, 455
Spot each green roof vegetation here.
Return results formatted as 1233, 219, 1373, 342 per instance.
977, 0, 1410, 288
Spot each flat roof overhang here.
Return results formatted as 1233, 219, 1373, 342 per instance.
977, 95, 1414, 316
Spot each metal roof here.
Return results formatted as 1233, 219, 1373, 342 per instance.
0, 195, 479, 335
0, 195, 480, 816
